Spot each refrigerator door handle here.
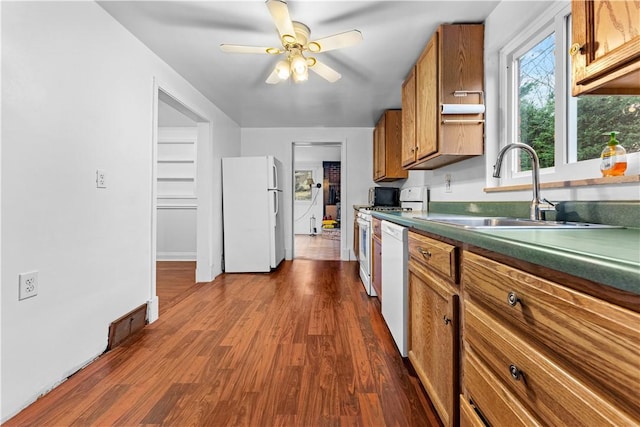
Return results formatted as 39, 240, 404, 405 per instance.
272, 163, 278, 190
273, 191, 279, 216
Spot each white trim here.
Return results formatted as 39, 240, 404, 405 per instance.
156, 252, 197, 261
157, 204, 198, 210
291, 139, 349, 261
157, 195, 197, 200
150, 77, 160, 324
151, 78, 212, 320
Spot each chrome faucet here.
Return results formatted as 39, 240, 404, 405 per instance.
493, 143, 555, 221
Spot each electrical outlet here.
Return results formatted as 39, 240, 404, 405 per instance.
19, 271, 38, 300
445, 174, 452, 193
96, 169, 107, 188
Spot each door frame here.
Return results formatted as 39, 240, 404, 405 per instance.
150, 78, 210, 322
291, 140, 348, 260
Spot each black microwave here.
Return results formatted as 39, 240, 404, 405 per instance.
368, 187, 400, 207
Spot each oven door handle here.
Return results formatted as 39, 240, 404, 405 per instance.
357, 219, 370, 228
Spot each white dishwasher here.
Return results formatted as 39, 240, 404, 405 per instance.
381, 220, 409, 357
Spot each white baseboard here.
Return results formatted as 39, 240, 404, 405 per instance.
156, 252, 196, 261
147, 296, 159, 323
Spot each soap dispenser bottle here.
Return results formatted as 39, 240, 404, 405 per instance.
600, 132, 627, 177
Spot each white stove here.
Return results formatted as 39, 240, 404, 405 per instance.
357, 187, 428, 296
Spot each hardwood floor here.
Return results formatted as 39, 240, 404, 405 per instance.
156, 261, 197, 315
6, 260, 440, 427
295, 230, 341, 260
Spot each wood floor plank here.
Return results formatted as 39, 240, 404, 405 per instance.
5, 260, 439, 426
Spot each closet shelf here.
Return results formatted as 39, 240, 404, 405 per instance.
157, 177, 195, 182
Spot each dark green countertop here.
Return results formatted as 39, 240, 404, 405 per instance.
371, 210, 640, 296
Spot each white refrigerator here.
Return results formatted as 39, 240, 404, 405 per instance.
222, 156, 285, 272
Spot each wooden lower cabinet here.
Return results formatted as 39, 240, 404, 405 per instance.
353, 208, 360, 259
408, 232, 459, 427
461, 251, 640, 426
459, 394, 489, 427
461, 349, 541, 427
404, 231, 640, 426
371, 218, 382, 298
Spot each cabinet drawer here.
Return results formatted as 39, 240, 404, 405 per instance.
465, 301, 637, 426
463, 349, 541, 427
408, 232, 457, 281
459, 394, 487, 427
463, 252, 640, 416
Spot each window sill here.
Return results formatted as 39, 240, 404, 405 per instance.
484, 175, 640, 193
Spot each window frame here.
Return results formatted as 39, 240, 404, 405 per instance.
497, 2, 638, 187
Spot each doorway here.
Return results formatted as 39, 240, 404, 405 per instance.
292, 143, 342, 260
151, 86, 208, 319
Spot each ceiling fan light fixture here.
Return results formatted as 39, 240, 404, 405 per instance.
290, 53, 307, 76
222, 1, 362, 85
275, 60, 291, 80
292, 67, 308, 83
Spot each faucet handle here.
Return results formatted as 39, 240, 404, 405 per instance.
539, 198, 556, 211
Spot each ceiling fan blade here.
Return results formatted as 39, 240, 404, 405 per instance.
220, 44, 282, 54
265, 0, 296, 43
266, 68, 282, 84
310, 60, 341, 83
309, 30, 363, 53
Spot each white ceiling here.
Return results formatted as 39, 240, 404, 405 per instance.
98, 1, 500, 128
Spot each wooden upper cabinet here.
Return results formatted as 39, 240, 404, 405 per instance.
402, 24, 485, 170
373, 110, 408, 182
416, 33, 439, 161
571, 0, 640, 95
373, 118, 384, 180
401, 67, 417, 167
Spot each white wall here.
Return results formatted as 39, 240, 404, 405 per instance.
1, 2, 240, 421
241, 128, 376, 260
405, 0, 639, 203
293, 145, 342, 236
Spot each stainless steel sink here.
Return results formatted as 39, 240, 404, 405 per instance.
413, 216, 623, 229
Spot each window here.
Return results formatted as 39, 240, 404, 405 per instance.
294, 170, 313, 201
501, 3, 640, 182
517, 32, 556, 171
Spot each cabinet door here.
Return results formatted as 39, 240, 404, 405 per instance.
353, 216, 360, 259
415, 32, 438, 160
401, 68, 417, 167
571, 0, 640, 95
373, 116, 386, 180
408, 259, 459, 427
372, 236, 382, 299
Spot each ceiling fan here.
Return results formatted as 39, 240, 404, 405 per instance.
220, 0, 363, 84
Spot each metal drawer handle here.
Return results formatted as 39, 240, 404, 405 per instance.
509, 364, 523, 381
443, 315, 451, 325
507, 291, 520, 307
418, 247, 432, 259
